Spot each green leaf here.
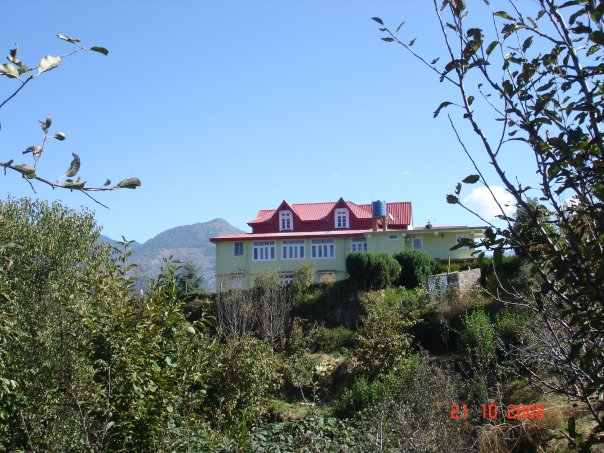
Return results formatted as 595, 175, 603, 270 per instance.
117, 177, 141, 189
522, 36, 533, 52
433, 101, 453, 118
90, 46, 109, 56
371, 17, 384, 25
65, 153, 80, 177
589, 31, 604, 45
14, 164, 36, 178
56, 34, 81, 43
54, 132, 66, 141
63, 178, 85, 190
494, 11, 515, 21
38, 55, 61, 73
40, 116, 52, 133
462, 174, 480, 184
446, 194, 459, 204
0, 63, 19, 79
485, 40, 499, 55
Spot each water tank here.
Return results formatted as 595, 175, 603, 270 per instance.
372, 200, 387, 217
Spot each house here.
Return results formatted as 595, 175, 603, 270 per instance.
210, 198, 484, 289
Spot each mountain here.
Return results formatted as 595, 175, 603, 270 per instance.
100, 218, 244, 291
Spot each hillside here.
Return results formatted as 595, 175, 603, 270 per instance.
100, 218, 244, 290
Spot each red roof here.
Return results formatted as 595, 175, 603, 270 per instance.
248, 200, 412, 226
211, 229, 372, 242
210, 225, 484, 243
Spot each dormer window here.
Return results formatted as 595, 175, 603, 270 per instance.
335, 208, 349, 229
279, 210, 293, 231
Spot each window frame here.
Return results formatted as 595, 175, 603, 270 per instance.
281, 239, 305, 260
279, 210, 293, 231
350, 237, 367, 252
253, 240, 276, 261
311, 238, 336, 259
334, 208, 349, 229
411, 237, 423, 250
233, 241, 244, 256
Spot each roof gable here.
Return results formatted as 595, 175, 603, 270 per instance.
248, 199, 412, 227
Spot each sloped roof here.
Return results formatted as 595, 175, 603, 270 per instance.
248, 200, 412, 226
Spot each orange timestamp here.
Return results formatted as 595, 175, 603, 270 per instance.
450, 403, 545, 420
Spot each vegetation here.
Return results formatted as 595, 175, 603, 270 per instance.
374, 0, 604, 448
393, 249, 438, 288
3, 2, 603, 449
345, 252, 400, 290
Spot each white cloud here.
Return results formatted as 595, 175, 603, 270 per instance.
463, 185, 516, 220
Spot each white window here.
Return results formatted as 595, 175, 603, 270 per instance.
253, 241, 276, 261
282, 240, 305, 260
233, 242, 244, 256
311, 239, 335, 259
279, 272, 294, 284
334, 208, 349, 229
351, 238, 367, 252
279, 210, 293, 231
412, 237, 423, 250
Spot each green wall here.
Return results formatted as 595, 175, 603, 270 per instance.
214, 228, 483, 289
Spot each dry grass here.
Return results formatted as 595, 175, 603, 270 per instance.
476, 401, 574, 453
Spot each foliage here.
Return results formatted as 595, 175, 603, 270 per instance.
353, 353, 474, 452
458, 307, 498, 405
291, 261, 315, 300
494, 306, 536, 350
315, 326, 355, 354
376, 1, 604, 444
0, 198, 216, 450
246, 414, 368, 452
355, 290, 414, 378
511, 198, 556, 258
0, 36, 139, 207
393, 249, 438, 288
345, 252, 400, 290
205, 334, 282, 429
175, 260, 204, 296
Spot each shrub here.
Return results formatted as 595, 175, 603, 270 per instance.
205, 334, 281, 428
291, 262, 314, 300
393, 249, 438, 289
459, 307, 495, 357
346, 252, 400, 290
495, 306, 535, 349
355, 291, 413, 378
315, 326, 355, 354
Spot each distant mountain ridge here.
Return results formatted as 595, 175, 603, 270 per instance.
100, 218, 244, 290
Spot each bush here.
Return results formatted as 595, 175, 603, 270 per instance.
346, 252, 400, 290
495, 306, 535, 349
315, 326, 355, 354
393, 249, 438, 289
355, 291, 414, 378
205, 334, 282, 428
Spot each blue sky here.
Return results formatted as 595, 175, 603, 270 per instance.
1, 1, 535, 242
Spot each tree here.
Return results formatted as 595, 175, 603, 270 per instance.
175, 260, 205, 296
0, 198, 216, 450
511, 197, 555, 257
375, 1, 604, 448
0, 35, 140, 208
393, 249, 437, 289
